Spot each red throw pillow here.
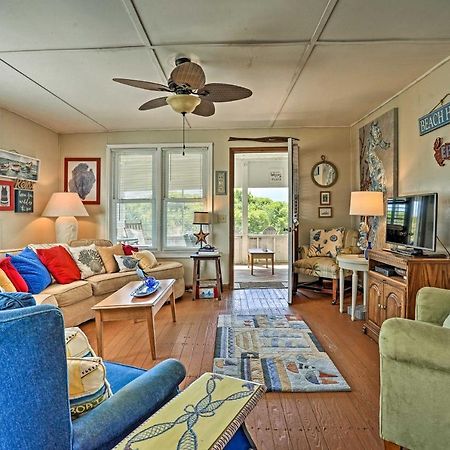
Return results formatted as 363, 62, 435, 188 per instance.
122, 244, 139, 256
0, 257, 29, 292
37, 246, 81, 284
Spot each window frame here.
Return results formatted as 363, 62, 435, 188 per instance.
107, 143, 213, 256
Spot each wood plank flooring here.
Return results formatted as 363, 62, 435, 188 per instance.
81, 288, 383, 450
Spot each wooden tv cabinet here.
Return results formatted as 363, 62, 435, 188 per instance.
363, 249, 450, 342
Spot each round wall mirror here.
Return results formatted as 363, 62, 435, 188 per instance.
311, 156, 338, 187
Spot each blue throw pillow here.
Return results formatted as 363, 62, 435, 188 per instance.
0, 292, 36, 310
7, 247, 52, 294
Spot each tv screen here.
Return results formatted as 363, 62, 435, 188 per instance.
386, 193, 437, 252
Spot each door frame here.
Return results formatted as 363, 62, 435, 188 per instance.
228, 146, 288, 289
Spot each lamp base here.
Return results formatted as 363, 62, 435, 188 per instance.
55, 216, 78, 243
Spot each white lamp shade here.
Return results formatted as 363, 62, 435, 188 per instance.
350, 191, 384, 216
193, 211, 211, 224
42, 192, 89, 217
166, 94, 201, 114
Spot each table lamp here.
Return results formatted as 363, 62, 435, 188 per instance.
193, 211, 211, 247
42, 192, 88, 243
350, 191, 384, 256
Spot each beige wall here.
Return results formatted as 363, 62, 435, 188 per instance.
0, 107, 59, 249
350, 59, 450, 252
60, 127, 352, 283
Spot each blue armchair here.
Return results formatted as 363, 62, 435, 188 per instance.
0, 304, 186, 450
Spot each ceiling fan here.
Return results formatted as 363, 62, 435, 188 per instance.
113, 57, 252, 117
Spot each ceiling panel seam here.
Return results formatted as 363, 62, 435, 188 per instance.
0, 58, 108, 131
269, 0, 339, 128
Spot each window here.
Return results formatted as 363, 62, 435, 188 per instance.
110, 144, 211, 252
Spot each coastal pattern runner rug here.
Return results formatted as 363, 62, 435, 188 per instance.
213, 314, 350, 392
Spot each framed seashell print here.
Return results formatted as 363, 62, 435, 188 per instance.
64, 158, 101, 204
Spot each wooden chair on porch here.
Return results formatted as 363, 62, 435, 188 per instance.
124, 220, 147, 245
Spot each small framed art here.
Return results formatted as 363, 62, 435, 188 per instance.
0, 180, 14, 211
318, 207, 333, 218
64, 157, 101, 204
215, 170, 227, 195
320, 191, 331, 205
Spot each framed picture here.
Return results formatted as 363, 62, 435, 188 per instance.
318, 207, 333, 218
0, 149, 40, 182
320, 191, 331, 205
64, 158, 101, 204
0, 180, 15, 211
215, 170, 227, 196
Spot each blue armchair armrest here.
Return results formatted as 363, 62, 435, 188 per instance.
72, 359, 186, 450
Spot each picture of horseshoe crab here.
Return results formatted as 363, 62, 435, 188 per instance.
64, 158, 101, 204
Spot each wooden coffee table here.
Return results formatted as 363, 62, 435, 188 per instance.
247, 248, 275, 276
92, 279, 176, 359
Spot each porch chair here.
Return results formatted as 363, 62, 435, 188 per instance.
294, 228, 360, 303
379, 287, 450, 450
123, 220, 146, 245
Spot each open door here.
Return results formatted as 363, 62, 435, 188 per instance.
287, 138, 300, 304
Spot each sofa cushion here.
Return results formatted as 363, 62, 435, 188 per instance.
307, 228, 344, 258
67, 357, 112, 419
0, 257, 28, 292
114, 255, 138, 272
88, 271, 139, 296
0, 268, 16, 292
97, 244, 124, 273
8, 247, 52, 294
295, 256, 341, 279
132, 250, 158, 272
0, 292, 36, 310
148, 261, 184, 280
41, 280, 92, 307
68, 244, 106, 279
37, 246, 81, 284
33, 292, 58, 307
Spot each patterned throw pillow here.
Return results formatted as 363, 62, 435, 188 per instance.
307, 228, 344, 258
65, 327, 95, 358
113, 255, 138, 272
68, 244, 106, 279
67, 357, 112, 419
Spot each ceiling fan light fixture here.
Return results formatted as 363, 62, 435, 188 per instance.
166, 94, 200, 114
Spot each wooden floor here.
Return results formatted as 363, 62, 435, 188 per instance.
81, 288, 383, 450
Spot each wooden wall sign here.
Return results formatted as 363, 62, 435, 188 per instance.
418, 101, 450, 135
14, 179, 34, 191
15, 189, 33, 213
433, 137, 450, 166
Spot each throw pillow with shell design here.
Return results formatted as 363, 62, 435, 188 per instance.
68, 244, 106, 279
114, 255, 139, 272
307, 228, 344, 258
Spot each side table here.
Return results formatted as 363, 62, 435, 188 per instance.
336, 254, 368, 321
191, 253, 223, 300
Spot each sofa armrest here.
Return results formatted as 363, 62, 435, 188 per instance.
297, 245, 309, 260
415, 287, 450, 325
380, 318, 450, 373
72, 359, 186, 450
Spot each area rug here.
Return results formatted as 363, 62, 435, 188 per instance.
234, 281, 287, 289
213, 314, 350, 392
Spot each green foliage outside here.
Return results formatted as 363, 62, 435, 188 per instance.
234, 189, 288, 234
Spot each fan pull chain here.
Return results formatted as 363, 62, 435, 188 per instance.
182, 112, 186, 156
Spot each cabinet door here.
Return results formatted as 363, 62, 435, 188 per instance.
383, 282, 406, 320
368, 276, 383, 327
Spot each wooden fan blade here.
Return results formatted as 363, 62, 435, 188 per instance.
192, 99, 215, 117
197, 83, 252, 102
170, 62, 206, 90
113, 78, 171, 92
139, 96, 169, 111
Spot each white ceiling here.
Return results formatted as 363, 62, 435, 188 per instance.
0, 0, 449, 133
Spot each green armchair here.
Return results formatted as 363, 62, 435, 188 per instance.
379, 287, 450, 450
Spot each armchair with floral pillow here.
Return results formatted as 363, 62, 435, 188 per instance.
294, 228, 361, 303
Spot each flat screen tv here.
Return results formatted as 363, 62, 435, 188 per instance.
386, 193, 437, 255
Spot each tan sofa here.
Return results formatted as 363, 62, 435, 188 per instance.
3, 239, 185, 327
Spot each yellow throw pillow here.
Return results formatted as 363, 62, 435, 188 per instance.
96, 244, 124, 273
132, 250, 158, 273
67, 357, 112, 419
0, 268, 16, 292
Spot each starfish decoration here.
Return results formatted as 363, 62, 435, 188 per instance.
194, 229, 209, 246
